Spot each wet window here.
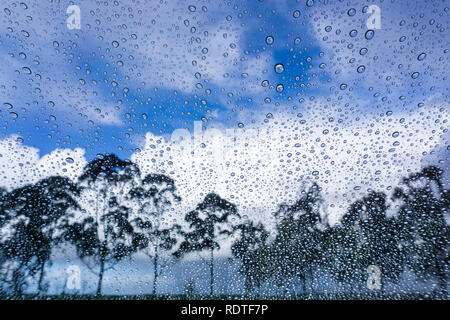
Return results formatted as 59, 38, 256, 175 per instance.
0, 0, 448, 299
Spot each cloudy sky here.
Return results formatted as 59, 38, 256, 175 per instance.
0, 0, 449, 228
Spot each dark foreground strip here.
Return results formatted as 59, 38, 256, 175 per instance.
0, 299, 446, 319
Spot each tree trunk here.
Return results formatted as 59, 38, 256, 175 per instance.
96, 257, 105, 296
37, 261, 46, 295
12, 264, 24, 298
436, 258, 448, 299
209, 247, 214, 296
152, 245, 159, 296
301, 275, 307, 296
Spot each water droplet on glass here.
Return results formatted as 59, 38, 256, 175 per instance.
417, 52, 427, 61
274, 63, 285, 74
276, 84, 284, 92
365, 30, 375, 40
265, 36, 274, 45
348, 8, 356, 16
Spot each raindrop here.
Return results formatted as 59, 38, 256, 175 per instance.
417, 52, 427, 61
265, 36, 274, 45
347, 8, 356, 16
22, 67, 32, 74
293, 10, 301, 18
274, 63, 285, 74
349, 30, 358, 37
3, 103, 13, 109
365, 30, 375, 40
276, 84, 284, 92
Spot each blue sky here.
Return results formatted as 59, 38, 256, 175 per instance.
0, 0, 356, 158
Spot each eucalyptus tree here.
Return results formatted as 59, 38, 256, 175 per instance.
231, 221, 270, 295
393, 166, 449, 298
334, 191, 404, 294
129, 173, 181, 295
0, 187, 6, 265
0, 176, 80, 296
63, 154, 144, 296
321, 209, 365, 295
174, 193, 240, 296
271, 183, 324, 295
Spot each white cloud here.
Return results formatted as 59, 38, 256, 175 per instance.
0, 135, 87, 190
0, 96, 447, 228
131, 97, 449, 225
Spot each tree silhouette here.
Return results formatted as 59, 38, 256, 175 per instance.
393, 166, 449, 298
64, 154, 143, 296
129, 173, 181, 295
0, 187, 6, 268
271, 183, 324, 295
231, 221, 269, 295
0, 176, 79, 296
337, 192, 404, 293
321, 213, 365, 295
174, 193, 240, 296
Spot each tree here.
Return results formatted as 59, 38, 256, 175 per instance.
336, 192, 404, 293
129, 173, 181, 295
231, 221, 270, 295
323, 191, 405, 296
393, 166, 449, 298
0, 176, 79, 296
271, 183, 324, 296
174, 193, 240, 296
0, 187, 7, 264
321, 223, 361, 295
64, 154, 143, 296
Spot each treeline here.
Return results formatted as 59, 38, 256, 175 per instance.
0, 154, 448, 299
